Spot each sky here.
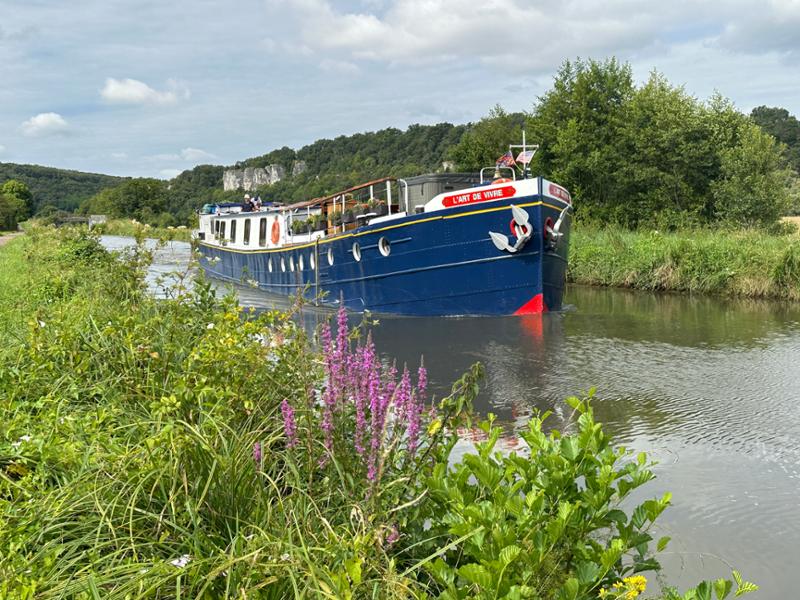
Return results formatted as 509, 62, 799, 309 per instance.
1, 0, 799, 179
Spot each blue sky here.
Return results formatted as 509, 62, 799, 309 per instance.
1, 0, 799, 178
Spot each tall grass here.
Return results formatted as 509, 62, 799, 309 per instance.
569, 225, 800, 300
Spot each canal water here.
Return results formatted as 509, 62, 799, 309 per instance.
109, 237, 800, 598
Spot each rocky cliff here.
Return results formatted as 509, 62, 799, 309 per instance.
223, 165, 285, 191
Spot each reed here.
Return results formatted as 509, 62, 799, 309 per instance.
569, 225, 800, 300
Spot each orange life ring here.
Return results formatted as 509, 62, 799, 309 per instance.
509, 218, 530, 238
271, 218, 280, 244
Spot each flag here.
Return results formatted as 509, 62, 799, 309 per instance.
516, 150, 535, 164
496, 151, 515, 167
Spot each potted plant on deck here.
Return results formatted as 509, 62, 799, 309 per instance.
370, 199, 388, 217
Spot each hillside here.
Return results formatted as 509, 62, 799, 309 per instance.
0, 163, 126, 213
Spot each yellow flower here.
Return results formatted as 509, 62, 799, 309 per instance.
623, 575, 647, 594
598, 589, 608, 598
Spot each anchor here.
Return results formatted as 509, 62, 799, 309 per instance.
489, 204, 532, 253
544, 204, 572, 250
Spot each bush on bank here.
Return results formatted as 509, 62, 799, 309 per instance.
0, 227, 757, 599
569, 225, 800, 300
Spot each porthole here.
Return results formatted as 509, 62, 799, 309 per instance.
268, 257, 273, 272
310, 253, 316, 270
327, 247, 334, 266
378, 237, 391, 257
289, 256, 295, 272
281, 257, 286, 272
298, 255, 305, 271
352, 242, 361, 262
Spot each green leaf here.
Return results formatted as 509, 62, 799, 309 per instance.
458, 563, 493, 589
344, 557, 362, 585
560, 436, 580, 461
499, 545, 521, 566
732, 570, 759, 595
657, 536, 671, 552
575, 561, 600, 585
714, 578, 732, 600
558, 577, 580, 600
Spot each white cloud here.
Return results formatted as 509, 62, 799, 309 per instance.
180, 147, 216, 161
100, 78, 190, 105
20, 112, 70, 137
159, 168, 182, 179
319, 59, 360, 75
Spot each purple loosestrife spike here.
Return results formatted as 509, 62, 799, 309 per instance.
396, 366, 412, 423
417, 362, 427, 402
281, 399, 298, 448
385, 525, 400, 546
253, 441, 262, 464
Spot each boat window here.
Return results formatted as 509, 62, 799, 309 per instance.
230, 220, 237, 242
220, 221, 226, 239
268, 257, 273, 272
310, 253, 316, 270
259, 218, 267, 247
378, 237, 391, 257
281, 257, 286, 272
289, 256, 295, 272
327, 247, 334, 266
352, 242, 361, 262
298, 255, 304, 271
243, 219, 251, 245
213, 219, 219, 234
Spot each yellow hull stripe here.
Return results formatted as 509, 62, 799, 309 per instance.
198, 199, 570, 255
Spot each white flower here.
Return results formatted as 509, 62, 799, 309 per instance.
246, 278, 259, 288
206, 323, 215, 330
280, 553, 290, 562
12, 434, 32, 449
170, 554, 191, 568
37, 320, 46, 328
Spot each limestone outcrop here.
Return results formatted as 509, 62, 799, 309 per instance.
223, 164, 286, 191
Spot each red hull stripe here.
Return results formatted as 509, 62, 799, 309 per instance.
513, 293, 547, 315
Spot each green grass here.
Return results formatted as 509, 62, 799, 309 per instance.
569, 225, 800, 300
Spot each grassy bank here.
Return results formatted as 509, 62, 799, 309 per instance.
0, 228, 756, 599
569, 225, 800, 300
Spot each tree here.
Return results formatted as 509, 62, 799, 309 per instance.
449, 106, 526, 172
0, 194, 26, 230
750, 106, 800, 172
711, 122, 793, 226
1, 179, 34, 219
528, 58, 635, 221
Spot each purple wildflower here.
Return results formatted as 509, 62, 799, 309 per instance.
281, 399, 298, 448
395, 366, 412, 422
253, 441, 262, 464
385, 525, 400, 546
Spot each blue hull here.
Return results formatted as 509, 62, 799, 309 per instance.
198, 192, 570, 316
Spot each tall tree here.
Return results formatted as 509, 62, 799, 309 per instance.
750, 106, 800, 172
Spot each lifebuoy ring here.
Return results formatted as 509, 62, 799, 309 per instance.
271, 218, 280, 244
509, 218, 530, 238
543, 217, 555, 241
493, 177, 512, 184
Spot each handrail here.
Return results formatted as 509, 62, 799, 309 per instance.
397, 178, 409, 214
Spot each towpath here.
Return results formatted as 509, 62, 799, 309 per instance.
0, 232, 21, 247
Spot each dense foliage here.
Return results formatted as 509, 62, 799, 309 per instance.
453, 59, 797, 228
0, 228, 758, 599
0, 180, 33, 230
0, 162, 124, 213
750, 106, 800, 173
